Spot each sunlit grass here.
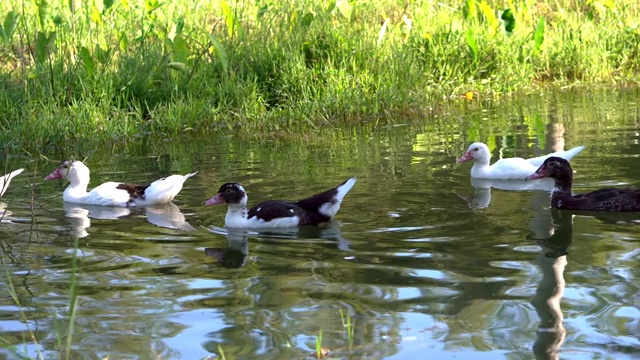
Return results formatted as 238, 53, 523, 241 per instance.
0, 0, 638, 151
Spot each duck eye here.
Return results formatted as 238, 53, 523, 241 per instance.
473, 147, 479, 151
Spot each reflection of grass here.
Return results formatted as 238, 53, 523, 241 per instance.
1, 236, 81, 360
63, 238, 80, 360
217, 344, 227, 360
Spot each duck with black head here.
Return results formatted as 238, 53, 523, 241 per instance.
526, 157, 640, 212
205, 177, 357, 228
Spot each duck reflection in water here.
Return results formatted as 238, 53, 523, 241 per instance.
63, 202, 194, 238
460, 177, 555, 209
528, 204, 572, 360
0, 201, 17, 223
205, 229, 250, 269
205, 221, 351, 269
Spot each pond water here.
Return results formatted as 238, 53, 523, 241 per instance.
1, 89, 639, 359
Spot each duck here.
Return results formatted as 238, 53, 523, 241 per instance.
1, 168, 24, 197
44, 160, 197, 207
205, 177, 357, 228
456, 142, 586, 180
526, 156, 640, 212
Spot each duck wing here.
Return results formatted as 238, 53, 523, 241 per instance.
527, 145, 586, 167
138, 172, 197, 205
116, 183, 149, 200
81, 181, 135, 206
248, 200, 329, 226
295, 177, 357, 217
578, 188, 640, 212
486, 158, 538, 179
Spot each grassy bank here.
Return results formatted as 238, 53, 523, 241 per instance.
0, 0, 638, 151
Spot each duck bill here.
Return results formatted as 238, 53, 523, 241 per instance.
526, 166, 548, 181
456, 152, 473, 163
44, 169, 62, 181
205, 193, 224, 206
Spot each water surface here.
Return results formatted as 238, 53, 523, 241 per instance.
1, 89, 639, 359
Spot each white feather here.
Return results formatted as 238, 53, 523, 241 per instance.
319, 177, 357, 218
0, 168, 24, 197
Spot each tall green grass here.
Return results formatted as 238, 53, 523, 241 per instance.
0, 0, 638, 151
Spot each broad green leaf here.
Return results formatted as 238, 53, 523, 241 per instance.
3, 11, 19, 42
164, 37, 174, 52
118, 31, 128, 51
95, 44, 110, 64
257, 4, 268, 18
35, 31, 56, 64
533, 16, 545, 54
175, 17, 184, 35
91, 6, 102, 24
36, 0, 51, 30
500, 8, 515, 33
103, 0, 114, 11
168, 17, 184, 41
465, 28, 478, 61
145, 0, 160, 14
336, 0, 352, 21
208, 35, 228, 73
79, 46, 95, 76
171, 34, 189, 64
464, 0, 476, 21
220, 1, 243, 38
221, 0, 234, 38
301, 12, 314, 28
478, 2, 497, 32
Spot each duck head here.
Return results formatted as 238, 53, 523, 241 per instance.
44, 160, 90, 184
205, 183, 248, 207
456, 142, 491, 165
526, 157, 573, 190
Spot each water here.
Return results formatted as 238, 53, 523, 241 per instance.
1, 89, 639, 359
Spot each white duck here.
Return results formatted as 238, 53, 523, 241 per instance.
1, 168, 24, 197
44, 160, 197, 207
205, 177, 357, 228
456, 142, 586, 180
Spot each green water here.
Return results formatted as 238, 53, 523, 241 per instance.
1, 89, 639, 359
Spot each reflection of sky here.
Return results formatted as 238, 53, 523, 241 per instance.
167, 309, 227, 359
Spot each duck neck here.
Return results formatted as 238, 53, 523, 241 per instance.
63, 177, 90, 201
225, 203, 247, 226
552, 175, 572, 194
470, 162, 491, 178
550, 175, 573, 208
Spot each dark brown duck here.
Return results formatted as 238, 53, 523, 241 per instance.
526, 157, 640, 212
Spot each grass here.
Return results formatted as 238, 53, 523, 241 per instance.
339, 308, 355, 350
0, 0, 639, 152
